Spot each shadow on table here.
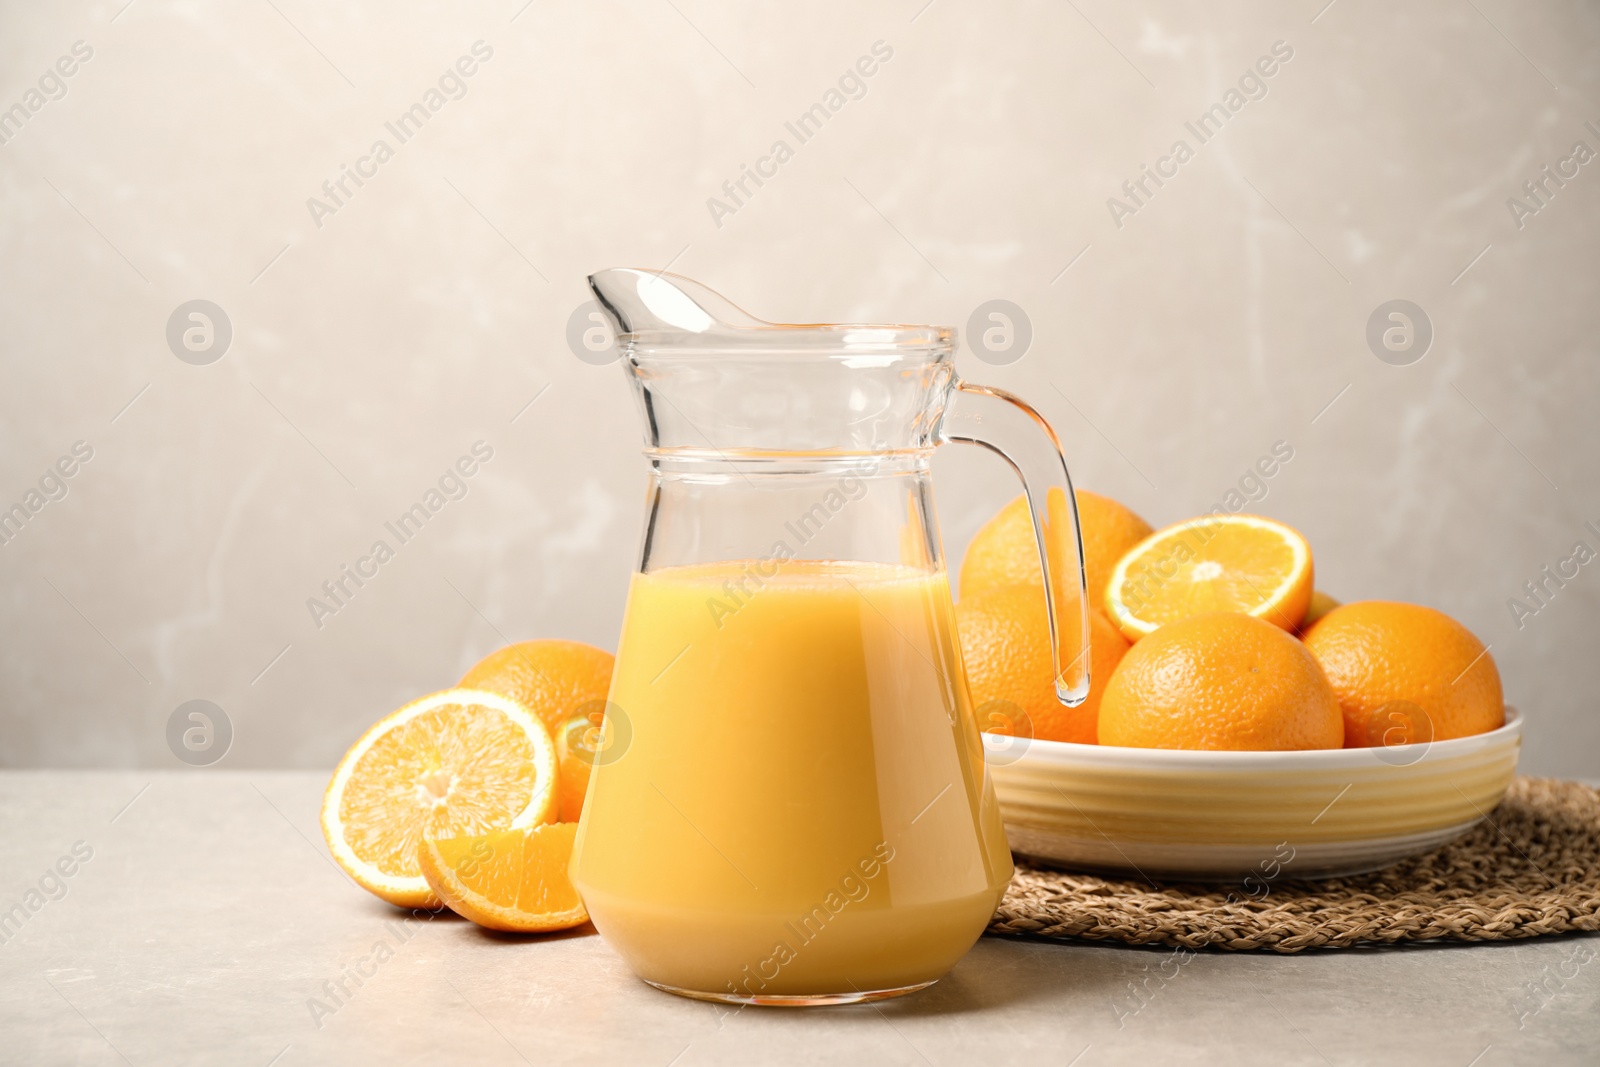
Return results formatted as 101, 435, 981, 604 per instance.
830, 935, 1132, 1018
350, 895, 601, 942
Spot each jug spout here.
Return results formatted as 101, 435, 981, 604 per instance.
585, 268, 957, 456
587, 268, 953, 356
588, 269, 768, 342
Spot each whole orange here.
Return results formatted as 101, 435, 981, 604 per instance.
956, 583, 1131, 745
1301, 601, 1503, 747
959, 490, 1154, 609
460, 639, 616, 821
1098, 612, 1343, 750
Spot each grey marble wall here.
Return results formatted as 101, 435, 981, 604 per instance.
1, 0, 1595, 773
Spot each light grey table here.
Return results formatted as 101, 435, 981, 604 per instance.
2, 772, 1595, 1066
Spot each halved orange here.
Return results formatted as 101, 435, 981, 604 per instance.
1104, 514, 1313, 641
321, 688, 558, 908
418, 823, 588, 933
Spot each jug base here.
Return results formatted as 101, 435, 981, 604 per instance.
643, 978, 937, 1008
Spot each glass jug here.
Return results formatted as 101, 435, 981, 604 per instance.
571, 269, 1091, 1006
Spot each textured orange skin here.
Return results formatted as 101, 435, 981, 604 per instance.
959, 490, 1154, 610
1301, 601, 1503, 747
464, 633, 611, 726
461, 640, 615, 736
956, 584, 1131, 744
1098, 612, 1343, 750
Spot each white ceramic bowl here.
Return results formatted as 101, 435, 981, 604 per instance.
984, 708, 1521, 881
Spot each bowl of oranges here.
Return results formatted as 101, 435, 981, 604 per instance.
961, 492, 1520, 881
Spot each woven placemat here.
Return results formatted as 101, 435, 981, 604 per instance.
988, 776, 1600, 953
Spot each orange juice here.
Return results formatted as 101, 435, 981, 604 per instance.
571, 559, 1013, 1000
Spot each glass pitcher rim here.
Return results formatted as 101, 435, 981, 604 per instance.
589, 267, 954, 359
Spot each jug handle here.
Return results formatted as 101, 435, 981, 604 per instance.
941, 379, 1091, 707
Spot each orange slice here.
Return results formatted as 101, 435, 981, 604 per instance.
321, 688, 558, 908
1104, 514, 1313, 641
418, 824, 589, 933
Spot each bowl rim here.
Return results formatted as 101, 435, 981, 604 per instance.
983, 706, 1522, 770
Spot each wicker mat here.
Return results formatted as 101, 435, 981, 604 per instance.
988, 776, 1600, 953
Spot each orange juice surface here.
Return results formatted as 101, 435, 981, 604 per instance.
571, 559, 1013, 999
